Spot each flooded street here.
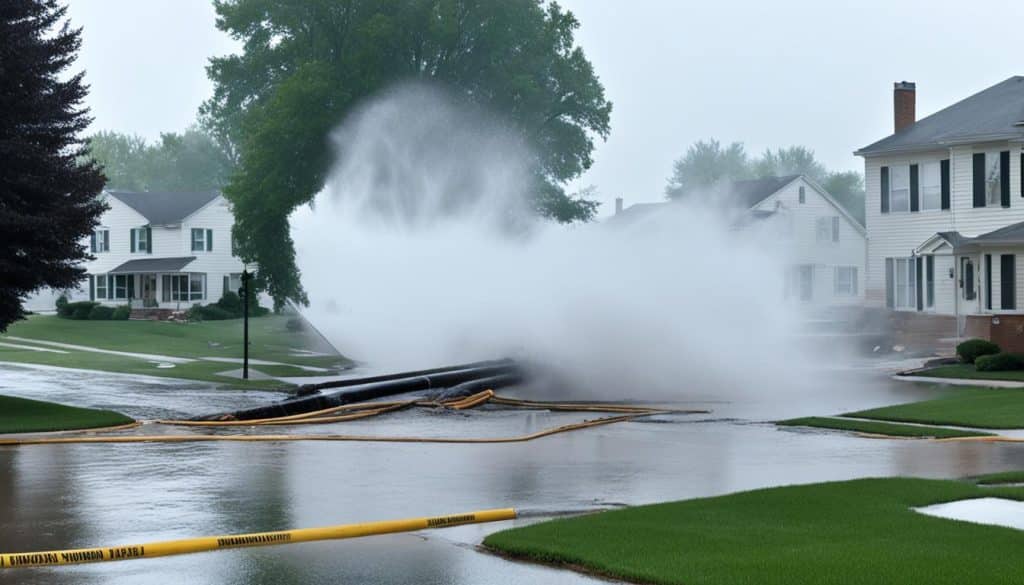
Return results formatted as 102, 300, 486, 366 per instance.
2, 363, 1023, 584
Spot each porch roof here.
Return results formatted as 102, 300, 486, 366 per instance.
108, 256, 196, 274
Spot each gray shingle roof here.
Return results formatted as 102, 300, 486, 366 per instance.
107, 190, 220, 225
108, 256, 196, 274
725, 175, 800, 208
856, 76, 1024, 156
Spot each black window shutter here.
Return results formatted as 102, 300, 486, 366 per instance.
103, 230, 109, 252
832, 217, 839, 242
916, 257, 923, 311
127, 275, 135, 300
926, 255, 934, 307
973, 153, 986, 207
1001, 254, 1016, 310
1000, 150, 1010, 207
146, 226, 152, 254
909, 164, 920, 211
206, 229, 213, 252
986, 254, 993, 310
1021, 153, 1024, 198
223, 275, 229, 297
885, 258, 894, 308
130, 229, 136, 253
90, 233, 96, 253
88, 275, 95, 301
880, 166, 890, 213
940, 159, 951, 209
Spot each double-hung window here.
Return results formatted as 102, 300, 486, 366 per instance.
920, 161, 942, 211
131, 227, 150, 253
889, 166, 910, 212
95, 274, 108, 299
893, 258, 916, 310
834, 267, 858, 296
91, 229, 110, 253
986, 152, 1002, 206
816, 217, 840, 243
162, 274, 206, 302
191, 228, 213, 252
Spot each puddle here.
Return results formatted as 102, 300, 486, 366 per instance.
915, 498, 1024, 531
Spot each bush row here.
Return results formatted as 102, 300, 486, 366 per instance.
185, 291, 269, 321
55, 296, 129, 320
956, 338, 1024, 372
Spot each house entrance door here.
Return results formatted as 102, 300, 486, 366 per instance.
141, 274, 157, 307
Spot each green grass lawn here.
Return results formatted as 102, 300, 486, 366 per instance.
777, 416, 992, 438
0, 395, 133, 434
484, 477, 1024, 585
974, 470, 1024, 485
911, 364, 1024, 383
847, 388, 1024, 429
0, 314, 351, 388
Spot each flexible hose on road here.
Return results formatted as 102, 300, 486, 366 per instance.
0, 508, 517, 569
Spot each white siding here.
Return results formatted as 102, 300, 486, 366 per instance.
864, 142, 1024, 315
754, 177, 866, 305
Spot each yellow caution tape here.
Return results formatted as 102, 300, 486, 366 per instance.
0, 508, 517, 569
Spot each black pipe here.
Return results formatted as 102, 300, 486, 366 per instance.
195, 360, 521, 421
291, 358, 516, 396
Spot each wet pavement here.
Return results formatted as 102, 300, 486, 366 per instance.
1, 362, 1023, 584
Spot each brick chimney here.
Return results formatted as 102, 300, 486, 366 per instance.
615, 197, 623, 215
894, 81, 916, 132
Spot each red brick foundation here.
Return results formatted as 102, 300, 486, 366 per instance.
965, 314, 1024, 354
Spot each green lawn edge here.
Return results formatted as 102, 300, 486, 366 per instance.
846, 388, 1024, 429
973, 470, 1024, 485
0, 395, 133, 434
910, 364, 1024, 383
484, 477, 1024, 585
777, 416, 992, 438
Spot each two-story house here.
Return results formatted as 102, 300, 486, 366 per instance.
613, 175, 866, 307
66, 190, 247, 315
856, 77, 1024, 350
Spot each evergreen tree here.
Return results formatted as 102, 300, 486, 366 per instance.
0, 0, 106, 331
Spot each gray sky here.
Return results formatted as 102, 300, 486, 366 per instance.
68, 0, 1024, 216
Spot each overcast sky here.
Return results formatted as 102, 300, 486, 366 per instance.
67, 0, 1024, 217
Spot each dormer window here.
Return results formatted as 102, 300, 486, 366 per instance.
191, 228, 213, 252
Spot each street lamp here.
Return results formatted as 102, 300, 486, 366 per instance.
240, 267, 253, 380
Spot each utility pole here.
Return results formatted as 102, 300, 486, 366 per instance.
242, 269, 250, 380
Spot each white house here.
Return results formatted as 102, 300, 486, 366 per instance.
614, 175, 866, 306
63, 190, 247, 314
855, 77, 1024, 350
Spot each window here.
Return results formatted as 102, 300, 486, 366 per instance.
91, 229, 109, 253
798, 186, 806, 204
986, 152, 1001, 206
191, 228, 212, 252
132, 228, 150, 253
112, 274, 128, 299
162, 274, 205, 302
889, 166, 910, 212
95, 274, 108, 299
894, 258, 916, 309
834, 267, 858, 296
921, 161, 942, 210
228, 273, 243, 295
816, 217, 839, 243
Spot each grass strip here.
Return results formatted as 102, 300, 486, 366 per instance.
0, 395, 133, 434
484, 477, 1024, 585
847, 388, 1024, 429
910, 364, 1024, 383
777, 416, 992, 438
973, 471, 1024, 485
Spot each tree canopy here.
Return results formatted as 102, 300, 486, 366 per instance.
87, 127, 235, 192
202, 0, 612, 307
0, 0, 106, 331
665, 140, 865, 224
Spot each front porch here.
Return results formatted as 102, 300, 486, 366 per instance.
91, 256, 216, 314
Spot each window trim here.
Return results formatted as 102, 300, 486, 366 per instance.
919, 161, 942, 211
833, 266, 858, 297
889, 165, 911, 213
892, 257, 917, 310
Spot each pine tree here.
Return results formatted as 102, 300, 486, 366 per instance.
0, 0, 106, 331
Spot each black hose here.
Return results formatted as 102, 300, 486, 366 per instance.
291, 358, 516, 396
195, 360, 521, 421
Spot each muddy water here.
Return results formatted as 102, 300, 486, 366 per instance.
1, 363, 1023, 584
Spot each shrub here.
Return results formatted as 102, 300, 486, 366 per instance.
55, 294, 69, 315
957, 338, 1001, 364
187, 304, 235, 321
976, 352, 1024, 372
67, 301, 99, 320
111, 305, 131, 320
88, 305, 115, 320
285, 317, 305, 332
215, 291, 242, 315
253, 305, 270, 317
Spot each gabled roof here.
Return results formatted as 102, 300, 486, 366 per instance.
107, 190, 220, 226
108, 256, 196, 274
856, 76, 1024, 156
971, 221, 1024, 245
726, 175, 801, 208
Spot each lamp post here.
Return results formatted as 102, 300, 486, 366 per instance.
241, 268, 251, 380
